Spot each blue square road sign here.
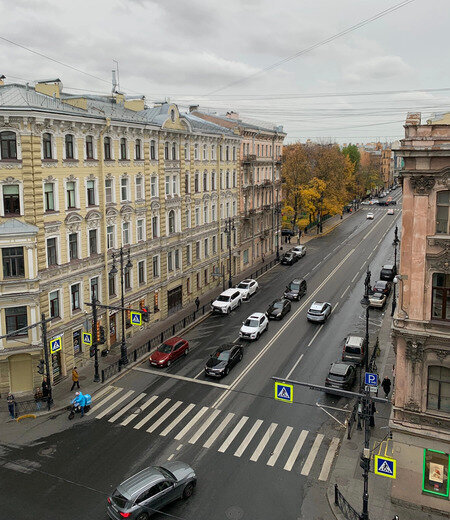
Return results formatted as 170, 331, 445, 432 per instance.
130, 311, 142, 326
374, 455, 396, 479
274, 382, 293, 403
365, 372, 378, 387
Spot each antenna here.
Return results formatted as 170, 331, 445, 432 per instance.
112, 59, 120, 92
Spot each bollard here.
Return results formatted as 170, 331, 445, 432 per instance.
334, 484, 339, 505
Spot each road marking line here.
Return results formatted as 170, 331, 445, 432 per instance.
285, 354, 303, 380
90, 387, 123, 414
108, 393, 147, 423
351, 272, 359, 283
250, 423, 278, 462
307, 326, 323, 347
134, 397, 170, 430
218, 416, 249, 453
324, 253, 331, 260
133, 366, 229, 389
94, 385, 114, 401
160, 404, 195, 437
188, 409, 222, 444
121, 395, 158, 426
203, 412, 235, 449
267, 426, 293, 467
167, 454, 174, 461
318, 437, 340, 481
95, 390, 135, 419
234, 419, 263, 457
301, 434, 324, 476
174, 406, 209, 441
316, 403, 346, 427
146, 401, 183, 433
176, 444, 183, 451
341, 285, 350, 298
316, 402, 352, 413
284, 430, 308, 471
193, 368, 204, 379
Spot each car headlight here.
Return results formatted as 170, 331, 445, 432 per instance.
159, 360, 165, 364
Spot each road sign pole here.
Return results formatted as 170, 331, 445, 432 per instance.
91, 292, 100, 383
41, 313, 52, 411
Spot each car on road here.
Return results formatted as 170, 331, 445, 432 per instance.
387, 208, 394, 215
205, 344, 243, 377
284, 278, 307, 301
211, 289, 242, 314
267, 298, 291, 320
325, 362, 356, 392
372, 280, 392, 296
388, 199, 397, 205
280, 251, 297, 265
366, 212, 374, 220
306, 301, 332, 323
239, 312, 269, 340
235, 279, 258, 300
107, 463, 196, 520
342, 335, 365, 364
368, 292, 387, 308
370, 199, 379, 205
361, 200, 370, 205
379, 264, 396, 281
291, 245, 307, 258
149, 337, 189, 368
281, 228, 295, 237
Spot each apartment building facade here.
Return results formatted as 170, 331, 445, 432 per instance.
0, 79, 240, 395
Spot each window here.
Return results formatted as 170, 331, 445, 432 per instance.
186, 208, 191, 228
220, 170, 223, 189
89, 229, 97, 255
196, 272, 200, 289
71, 284, 80, 311
243, 249, 249, 264
3, 185, 20, 215
164, 142, 169, 160
211, 171, 216, 191
184, 142, 189, 160
203, 171, 208, 192
86, 136, 94, 159
432, 273, 450, 321
226, 170, 230, 189
219, 145, 223, 161
194, 172, 199, 193
138, 260, 145, 285
232, 146, 236, 161
436, 191, 449, 234
171, 142, 177, 160
105, 179, 113, 203
107, 225, 115, 249
175, 249, 180, 269
194, 143, 199, 160
167, 251, 173, 271
5, 306, 27, 334
150, 140, 156, 160
211, 145, 216, 160
203, 144, 207, 160
203, 202, 208, 224
204, 238, 209, 257
120, 138, 127, 160
185, 172, 190, 194
0, 131, 17, 160
187, 277, 191, 294
152, 255, 160, 277
66, 181, 76, 209
122, 222, 130, 245
108, 272, 116, 296
152, 216, 159, 238
86, 180, 95, 206
233, 170, 237, 188
121, 177, 129, 201
136, 176, 143, 200
65, 134, 74, 159
211, 204, 216, 221
232, 201, 237, 216
257, 144, 260, 156
165, 176, 170, 196
104, 137, 112, 160
124, 267, 131, 290
2, 247, 24, 278
172, 175, 177, 196
151, 176, 158, 197
212, 235, 217, 254
226, 146, 229, 161
69, 233, 78, 260
186, 244, 191, 264
44, 182, 55, 211
90, 277, 99, 300
168, 210, 176, 234
47, 238, 57, 266
195, 207, 200, 226
43, 133, 52, 159
196, 241, 201, 260
135, 139, 142, 160
226, 202, 230, 217
137, 219, 145, 241
204, 268, 208, 285
427, 366, 450, 412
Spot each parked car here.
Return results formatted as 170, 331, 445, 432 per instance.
387, 208, 394, 215
361, 200, 370, 205
325, 362, 356, 392
267, 298, 291, 320
291, 245, 307, 258
378, 201, 389, 206
342, 335, 365, 364
388, 199, 397, 205
281, 228, 295, 236
370, 199, 379, 205
284, 278, 307, 301
380, 264, 397, 281
149, 337, 189, 368
211, 289, 242, 314
372, 280, 392, 296
306, 301, 332, 323
107, 463, 196, 520
235, 279, 259, 300
239, 312, 269, 340
366, 212, 374, 220
205, 344, 243, 378
281, 251, 297, 265
368, 292, 387, 308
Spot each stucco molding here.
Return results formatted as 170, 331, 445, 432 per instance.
65, 212, 83, 232
428, 251, 450, 273
405, 339, 425, 363
431, 348, 450, 362
409, 175, 435, 195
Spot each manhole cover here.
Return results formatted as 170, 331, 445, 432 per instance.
225, 506, 244, 520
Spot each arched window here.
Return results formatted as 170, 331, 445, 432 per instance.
0, 131, 17, 160
43, 133, 52, 159
104, 137, 111, 160
65, 134, 74, 159
150, 140, 156, 160
203, 171, 208, 192
436, 191, 450, 235
427, 365, 450, 412
120, 138, 127, 160
86, 135, 94, 159
172, 142, 177, 160
168, 210, 176, 234
164, 142, 169, 160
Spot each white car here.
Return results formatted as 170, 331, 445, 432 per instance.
291, 245, 307, 258
369, 292, 387, 308
367, 212, 374, 220
361, 200, 370, 205
239, 312, 269, 340
387, 208, 394, 215
370, 199, 379, 205
211, 289, 242, 314
235, 279, 259, 300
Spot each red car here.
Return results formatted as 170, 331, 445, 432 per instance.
149, 337, 189, 368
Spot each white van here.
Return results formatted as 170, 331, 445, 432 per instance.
211, 289, 243, 314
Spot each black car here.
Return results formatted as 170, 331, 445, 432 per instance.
267, 298, 291, 320
372, 280, 392, 296
281, 251, 296, 265
325, 362, 356, 392
281, 228, 295, 237
380, 264, 396, 281
205, 344, 243, 378
284, 278, 307, 301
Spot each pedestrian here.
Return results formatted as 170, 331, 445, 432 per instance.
34, 387, 43, 411
369, 402, 376, 427
7, 392, 16, 419
70, 367, 80, 391
262, 254, 265, 263
304, 226, 308, 235
298, 230, 302, 244
284, 235, 288, 244
382, 377, 392, 398
288, 235, 291, 243
42, 376, 49, 398
195, 296, 200, 311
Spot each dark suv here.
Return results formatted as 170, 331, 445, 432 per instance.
325, 362, 356, 391
380, 264, 396, 281
284, 279, 307, 301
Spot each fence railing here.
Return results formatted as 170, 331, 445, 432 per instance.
334, 484, 362, 520
1, 398, 48, 417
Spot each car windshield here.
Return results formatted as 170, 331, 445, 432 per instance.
272, 302, 283, 309
112, 490, 128, 508
216, 295, 230, 302
157, 466, 176, 482
345, 347, 362, 354
237, 283, 249, 289
158, 343, 172, 353
374, 283, 385, 290
244, 319, 259, 327
371, 293, 384, 300
214, 351, 230, 361
308, 309, 322, 315
288, 283, 300, 291
329, 373, 346, 381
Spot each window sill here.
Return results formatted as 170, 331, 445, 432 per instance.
66, 207, 80, 211
0, 158, 21, 163
119, 159, 130, 163
2, 213, 22, 218
63, 159, 79, 163
72, 308, 82, 315
42, 159, 58, 163
2, 275, 26, 281
50, 316, 62, 324
85, 158, 98, 162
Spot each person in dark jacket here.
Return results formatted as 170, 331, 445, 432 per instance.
42, 377, 49, 398
195, 297, 200, 311
7, 392, 15, 419
381, 377, 392, 398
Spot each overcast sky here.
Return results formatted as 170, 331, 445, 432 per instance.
1, 0, 449, 143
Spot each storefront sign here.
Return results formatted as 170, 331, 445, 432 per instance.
423, 449, 449, 498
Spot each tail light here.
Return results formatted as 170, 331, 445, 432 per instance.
107, 497, 111, 504
120, 513, 131, 518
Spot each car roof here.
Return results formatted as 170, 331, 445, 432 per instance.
346, 336, 364, 346
310, 301, 326, 310
248, 312, 265, 319
370, 292, 384, 298
240, 279, 255, 283
163, 336, 185, 346
375, 280, 388, 285
215, 343, 236, 353
382, 264, 394, 269
290, 278, 303, 284
220, 288, 239, 296
330, 362, 352, 375
117, 466, 164, 499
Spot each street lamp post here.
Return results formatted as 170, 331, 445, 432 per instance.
391, 225, 400, 317
224, 217, 235, 288
110, 247, 132, 366
275, 201, 281, 261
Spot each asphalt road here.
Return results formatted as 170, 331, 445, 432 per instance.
0, 191, 402, 520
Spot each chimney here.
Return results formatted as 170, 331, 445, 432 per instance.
189, 105, 199, 113
0, 75, 5, 86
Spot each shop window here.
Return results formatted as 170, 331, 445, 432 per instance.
423, 449, 449, 498
73, 329, 82, 355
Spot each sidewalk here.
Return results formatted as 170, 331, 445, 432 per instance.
326, 307, 445, 520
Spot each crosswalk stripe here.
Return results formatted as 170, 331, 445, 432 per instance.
267, 426, 293, 467
133, 398, 170, 430
121, 395, 158, 426
146, 401, 183, 434
90, 387, 123, 414
160, 404, 195, 437
203, 412, 235, 449
174, 407, 209, 441
301, 433, 324, 476
95, 390, 135, 419
284, 430, 308, 471
108, 393, 147, 423
250, 422, 278, 462
188, 409, 221, 444
218, 416, 249, 453
318, 437, 340, 481
93, 385, 114, 401
234, 419, 263, 458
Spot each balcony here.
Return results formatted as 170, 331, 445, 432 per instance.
242, 154, 257, 163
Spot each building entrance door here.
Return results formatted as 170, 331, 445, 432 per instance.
8, 354, 32, 394
109, 314, 117, 345
167, 286, 183, 315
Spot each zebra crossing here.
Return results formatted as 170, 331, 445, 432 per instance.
90, 385, 340, 481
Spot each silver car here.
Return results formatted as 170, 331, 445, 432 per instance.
107, 462, 196, 519
306, 301, 332, 323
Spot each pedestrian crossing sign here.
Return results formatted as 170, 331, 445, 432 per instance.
275, 382, 293, 403
50, 336, 62, 354
374, 455, 396, 479
82, 332, 92, 346
130, 311, 142, 326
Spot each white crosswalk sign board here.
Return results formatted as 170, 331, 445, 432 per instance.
130, 311, 142, 326
374, 455, 396, 479
50, 336, 62, 354
82, 332, 92, 346
275, 382, 293, 403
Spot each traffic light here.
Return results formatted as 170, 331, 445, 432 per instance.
37, 359, 45, 375
142, 306, 149, 322
99, 326, 106, 344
